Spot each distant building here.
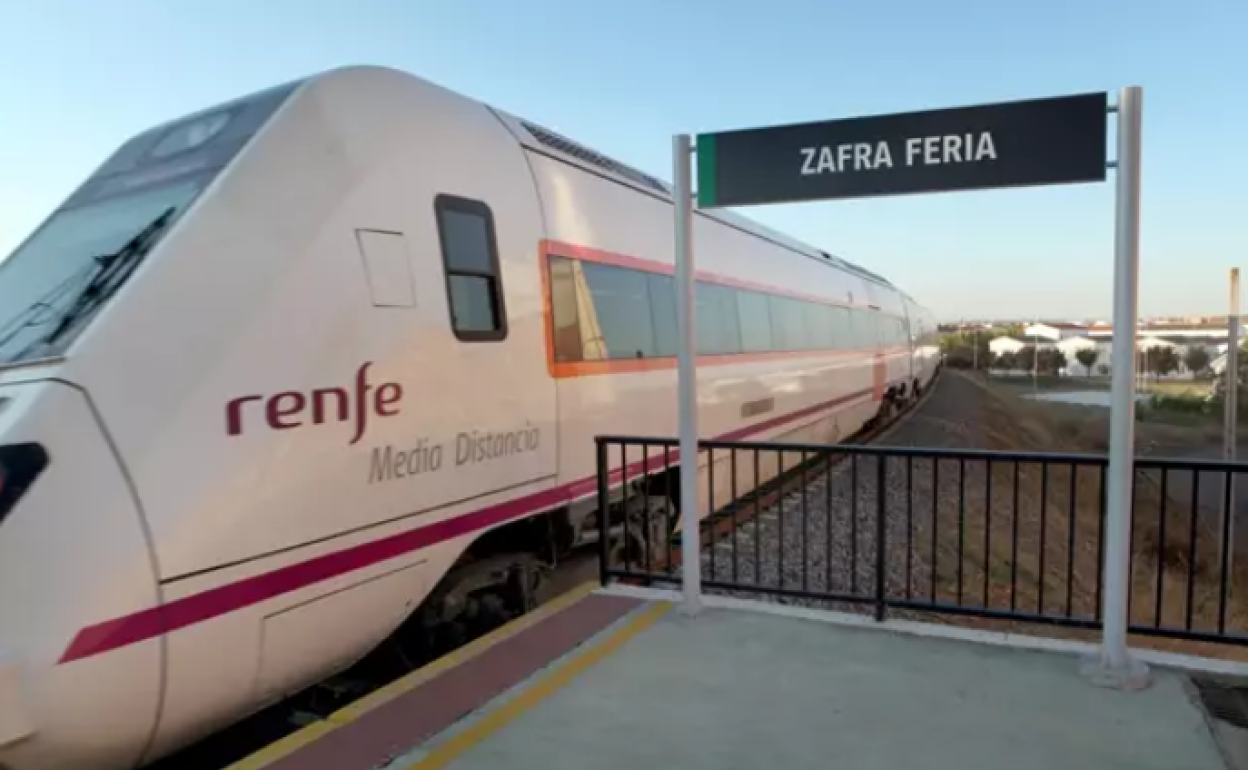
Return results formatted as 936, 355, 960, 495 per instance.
988, 336, 1025, 355
1085, 323, 1232, 343
1022, 322, 1088, 342
1080, 338, 1217, 378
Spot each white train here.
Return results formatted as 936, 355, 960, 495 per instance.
0, 65, 940, 770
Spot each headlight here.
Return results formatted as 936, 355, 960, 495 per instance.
0, 443, 50, 526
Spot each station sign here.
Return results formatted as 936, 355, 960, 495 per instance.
695, 92, 1109, 208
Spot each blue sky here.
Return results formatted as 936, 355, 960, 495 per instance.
0, 0, 1243, 322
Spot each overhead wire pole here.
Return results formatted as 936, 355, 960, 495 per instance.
1225, 268, 1239, 581
972, 322, 979, 373
1032, 320, 1039, 394
1225, 269, 1239, 461
1081, 85, 1150, 690
673, 133, 701, 615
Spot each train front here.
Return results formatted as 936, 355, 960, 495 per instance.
0, 80, 305, 770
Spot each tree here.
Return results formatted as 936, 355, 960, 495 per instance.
1210, 352, 1248, 409
994, 350, 1018, 372
1015, 345, 1036, 374
1037, 348, 1067, 376
1075, 348, 1099, 376
944, 347, 975, 369
1147, 346, 1180, 379
938, 330, 991, 370
1184, 345, 1211, 377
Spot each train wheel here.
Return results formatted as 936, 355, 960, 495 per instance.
472, 593, 511, 636
877, 398, 892, 426
609, 524, 646, 569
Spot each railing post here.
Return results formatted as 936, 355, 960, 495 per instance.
875, 454, 887, 622
596, 437, 610, 588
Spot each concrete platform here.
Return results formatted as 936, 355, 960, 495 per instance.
226, 584, 648, 770
235, 584, 1239, 770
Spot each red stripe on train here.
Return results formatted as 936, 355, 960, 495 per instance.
58, 388, 874, 664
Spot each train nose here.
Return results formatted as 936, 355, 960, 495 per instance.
0, 379, 162, 770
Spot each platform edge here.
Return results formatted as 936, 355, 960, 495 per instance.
398, 598, 672, 770
223, 580, 600, 770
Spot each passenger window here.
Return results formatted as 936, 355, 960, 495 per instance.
807, 303, 834, 350
548, 256, 583, 362
716, 287, 743, 354
848, 309, 868, 348
648, 273, 679, 357
580, 261, 656, 359
696, 282, 741, 355
769, 296, 805, 351
830, 306, 852, 349
737, 291, 773, 353
434, 195, 506, 341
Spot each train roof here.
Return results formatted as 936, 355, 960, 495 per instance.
488, 107, 898, 293
119, 64, 900, 296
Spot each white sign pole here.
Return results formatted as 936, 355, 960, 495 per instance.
674, 133, 702, 615
1082, 86, 1149, 690
1225, 268, 1239, 581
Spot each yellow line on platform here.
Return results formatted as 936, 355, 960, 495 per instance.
402, 599, 672, 770
225, 581, 600, 770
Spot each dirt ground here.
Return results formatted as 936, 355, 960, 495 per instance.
884, 369, 1248, 663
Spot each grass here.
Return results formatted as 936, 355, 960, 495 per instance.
894, 370, 1248, 662
1145, 379, 1216, 397
981, 370, 1234, 431
986, 371, 1213, 398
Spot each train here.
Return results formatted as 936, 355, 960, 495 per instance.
0, 65, 941, 770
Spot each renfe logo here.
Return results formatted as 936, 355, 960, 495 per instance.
226, 362, 402, 445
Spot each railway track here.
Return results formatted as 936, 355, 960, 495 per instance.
617, 373, 943, 580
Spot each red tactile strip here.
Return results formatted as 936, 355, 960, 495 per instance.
263, 592, 645, 770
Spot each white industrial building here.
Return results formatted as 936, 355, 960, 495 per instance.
985, 332, 1222, 378
988, 337, 1026, 356
1022, 322, 1089, 342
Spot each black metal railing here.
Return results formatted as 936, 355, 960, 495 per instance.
594, 435, 1248, 648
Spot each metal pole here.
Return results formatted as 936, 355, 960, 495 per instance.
1032, 323, 1038, 393
1225, 269, 1239, 455
674, 133, 701, 615
1225, 268, 1239, 579
1082, 85, 1149, 690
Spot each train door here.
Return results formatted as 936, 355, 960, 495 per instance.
415, 191, 557, 503
868, 308, 887, 402
901, 305, 917, 394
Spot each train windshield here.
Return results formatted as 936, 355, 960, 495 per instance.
0, 177, 205, 365
0, 76, 304, 367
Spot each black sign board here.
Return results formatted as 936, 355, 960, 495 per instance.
695, 92, 1108, 208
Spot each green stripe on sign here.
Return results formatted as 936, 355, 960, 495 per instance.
695, 133, 717, 208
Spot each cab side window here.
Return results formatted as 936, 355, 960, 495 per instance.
434, 194, 507, 341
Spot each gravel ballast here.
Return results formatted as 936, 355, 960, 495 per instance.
695, 372, 1006, 615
